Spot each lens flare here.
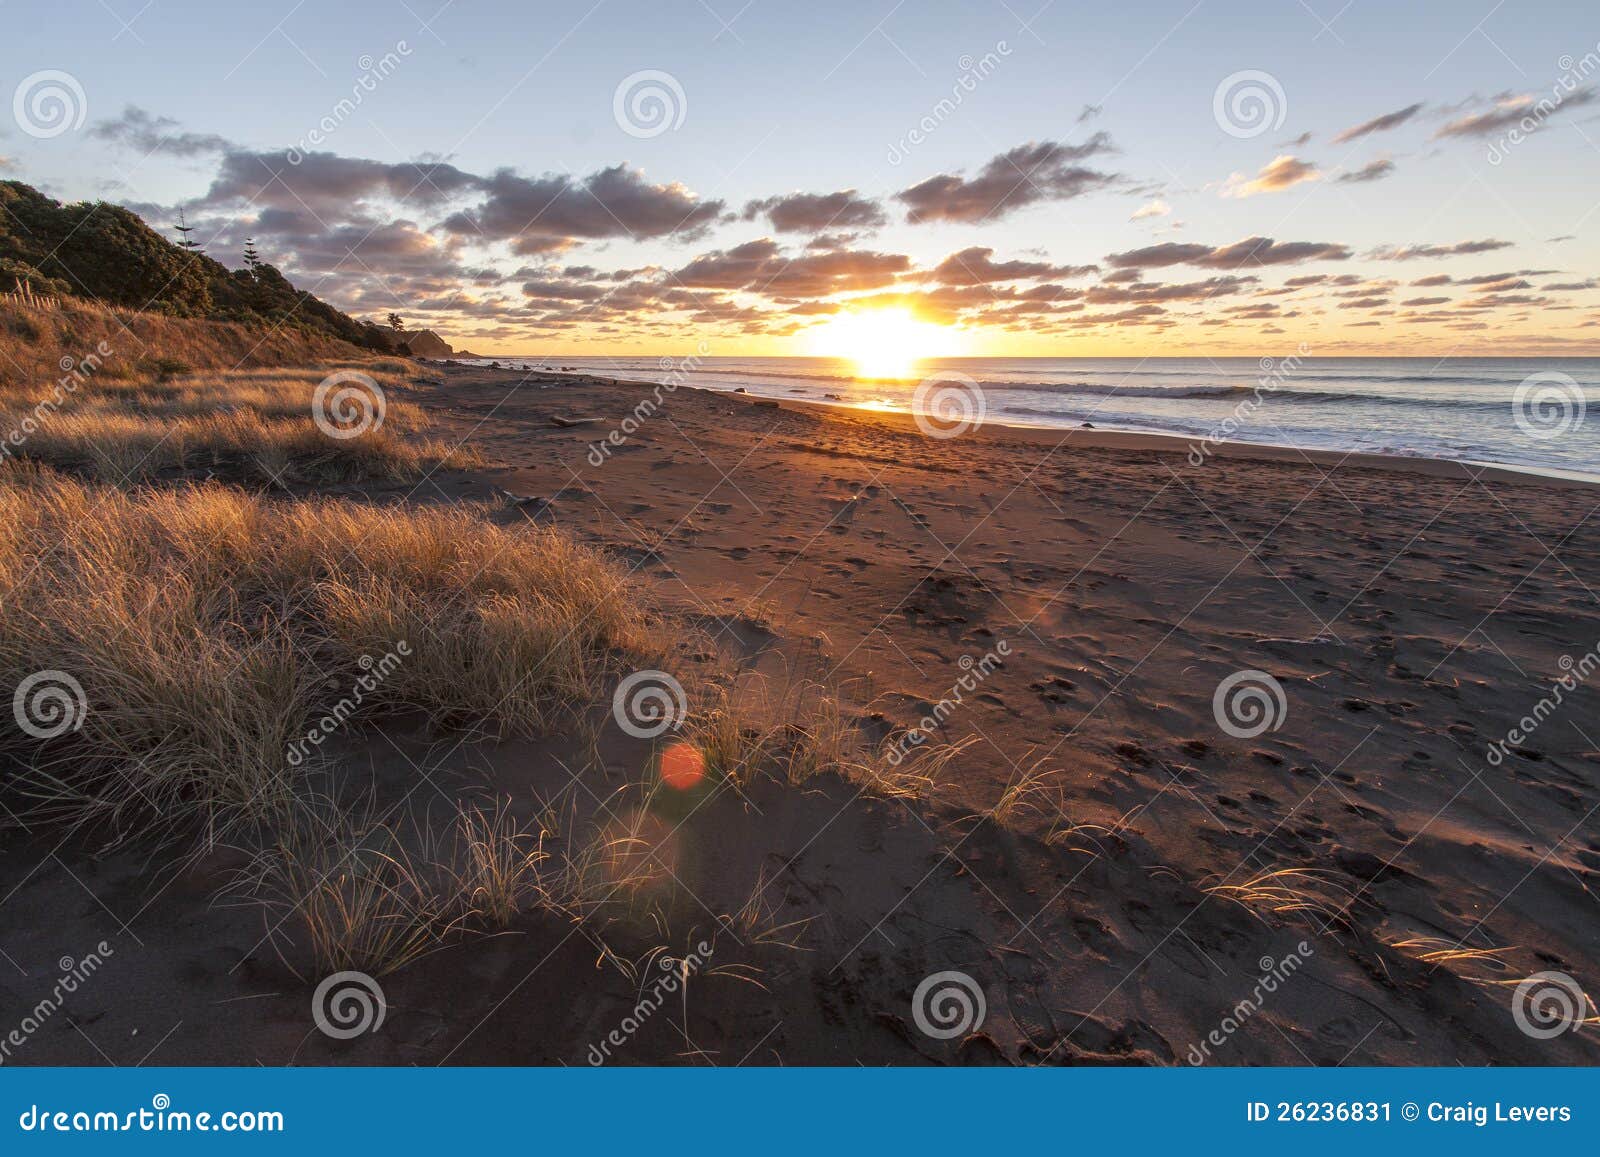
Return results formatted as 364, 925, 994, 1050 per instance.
659, 741, 706, 790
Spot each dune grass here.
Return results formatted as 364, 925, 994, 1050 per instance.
0, 469, 650, 845
680, 677, 971, 799
1, 360, 477, 484
0, 296, 373, 389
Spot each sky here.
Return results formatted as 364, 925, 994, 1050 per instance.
3, 0, 1600, 356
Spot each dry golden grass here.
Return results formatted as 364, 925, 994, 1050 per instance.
1385, 936, 1517, 982
988, 757, 1063, 827
1204, 867, 1357, 927
0, 297, 370, 389
241, 806, 453, 977
680, 677, 971, 799
1, 360, 477, 484
0, 469, 650, 844
451, 800, 552, 928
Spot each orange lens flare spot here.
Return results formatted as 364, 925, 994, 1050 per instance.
659, 742, 706, 791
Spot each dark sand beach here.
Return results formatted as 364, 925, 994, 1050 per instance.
8, 360, 1599, 1066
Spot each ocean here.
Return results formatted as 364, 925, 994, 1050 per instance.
458, 355, 1600, 478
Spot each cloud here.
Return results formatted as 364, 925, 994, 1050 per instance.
1336, 158, 1395, 184
1366, 239, 1512, 260
91, 105, 232, 157
670, 238, 910, 296
1130, 198, 1171, 220
447, 164, 725, 253
925, 246, 1095, 285
1331, 103, 1423, 144
742, 189, 886, 233
200, 149, 483, 215
1434, 88, 1598, 138
895, 135, 1117, 223
1221, 154, 1320, 198
1084, 275, 1256, 304
1105, 236, 1352, 270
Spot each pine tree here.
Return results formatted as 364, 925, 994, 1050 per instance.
174, 210, 203, 255
387, 312, 405, 332
243, 237, 261, 275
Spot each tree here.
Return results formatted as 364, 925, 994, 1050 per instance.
243, 237, 261, 275
173, 210, 203, 255
387, 312, 405, 332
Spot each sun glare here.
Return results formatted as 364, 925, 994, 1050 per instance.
804, 308, 963, 380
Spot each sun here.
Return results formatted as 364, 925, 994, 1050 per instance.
803, 307, 964, 379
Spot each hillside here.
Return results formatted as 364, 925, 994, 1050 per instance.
0, 180, 391, 352
0, 294, 383, 388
